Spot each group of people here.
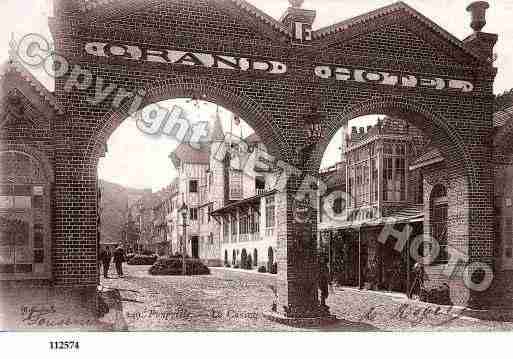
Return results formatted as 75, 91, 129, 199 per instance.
317, 257, 425, 307
99, 245, 126, 279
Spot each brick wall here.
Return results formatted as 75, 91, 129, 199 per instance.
0, 0, 497, 318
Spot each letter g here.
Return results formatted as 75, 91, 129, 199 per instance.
17, 33, 51, 67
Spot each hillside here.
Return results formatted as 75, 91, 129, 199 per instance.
99, 179, 150, 245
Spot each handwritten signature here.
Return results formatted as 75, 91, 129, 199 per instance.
360, 303, 464, 327
20, 305, 96, 327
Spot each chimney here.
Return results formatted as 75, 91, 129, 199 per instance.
52, 0, 84, 14
280, 0, 316, 43
463, 2, 497, 61
467, 1, 489, 32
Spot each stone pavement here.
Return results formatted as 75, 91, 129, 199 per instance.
99, 264, 513, 331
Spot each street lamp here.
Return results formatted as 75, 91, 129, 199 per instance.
179, 196, 189, 276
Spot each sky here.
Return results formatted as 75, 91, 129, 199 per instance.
1, 0, 512, 191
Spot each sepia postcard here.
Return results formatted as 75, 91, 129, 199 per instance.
1, 0, 513, 356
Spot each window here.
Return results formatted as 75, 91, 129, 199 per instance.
0, 151, 50, 279
333, 197, 343, 215
256, 176, 265, 194
416, 173, 424, 204
199, 208, 204, 224
347, 168, 354, 207
208, 204, 212, 223
231, 215, 237, 240
240, 214, 245, 236
265, 196, 275, 228
363, 164, 369, 204
253, 211, 260, 233
384, 143, 393, 154
383, 157, 393, 201
189, 180, 198, 193
395, 157, 406, 201
223, 218, 229, 243
319, 197, 324, 222
371, 158, 378, 203
189, 208, 198, 221
250, 210, 255, 233
230, 171, 242, 199
430, 185, 448, 264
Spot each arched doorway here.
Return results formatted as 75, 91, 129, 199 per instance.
241, 249, 247, 269
267, 247, 274, 273
253, 249, 258, 268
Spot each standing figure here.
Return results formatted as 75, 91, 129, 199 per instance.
100, 246, 112, 279
113, 244, 125, 278
318, 257, 330, 307
409, 262, 424, 299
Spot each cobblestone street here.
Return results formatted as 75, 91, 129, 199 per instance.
99, 264, 513, 332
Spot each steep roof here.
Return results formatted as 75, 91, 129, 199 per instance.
494, 89, 513, 128
169, 142, 210, 168
409, 146, 444, 171
0, 51, 64, 115
494, 107, 513, 128
244, 133, 261, 144
312, 1, 486, 63
77, 0, 291, 37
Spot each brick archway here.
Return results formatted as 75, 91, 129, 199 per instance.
310, 96, 476, 190
35, 0, 497, 323
84, 77, 288, 178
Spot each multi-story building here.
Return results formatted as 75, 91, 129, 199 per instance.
318, 117, 429, 293
211, 133, 279, 270
126, 114, 279, 270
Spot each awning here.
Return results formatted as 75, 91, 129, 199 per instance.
211, 189, 277, 216
322, 206, 424, 231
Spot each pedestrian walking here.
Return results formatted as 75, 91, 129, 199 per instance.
318, 257, 330, 307
100, 246, 112, 279
113, 244, 125, 278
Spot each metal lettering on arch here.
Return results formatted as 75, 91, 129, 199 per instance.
85, 42, 288, 75
314, 64, 474, 93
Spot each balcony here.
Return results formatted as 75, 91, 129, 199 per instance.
256, 188, 267, 196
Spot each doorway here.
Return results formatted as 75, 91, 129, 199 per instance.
191, 236, 199, 259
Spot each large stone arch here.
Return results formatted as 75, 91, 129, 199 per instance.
37, 0, 498, 324
309, 96, 476, 192
83, 77, 288, 178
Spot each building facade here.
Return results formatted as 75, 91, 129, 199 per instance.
127, 115, 280, 270
319, 118, 427, 292
0, 0, 507, 326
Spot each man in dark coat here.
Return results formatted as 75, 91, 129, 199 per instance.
318, 257, 330, 307
100, 246, 112, 279
113, 244, 125, 277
